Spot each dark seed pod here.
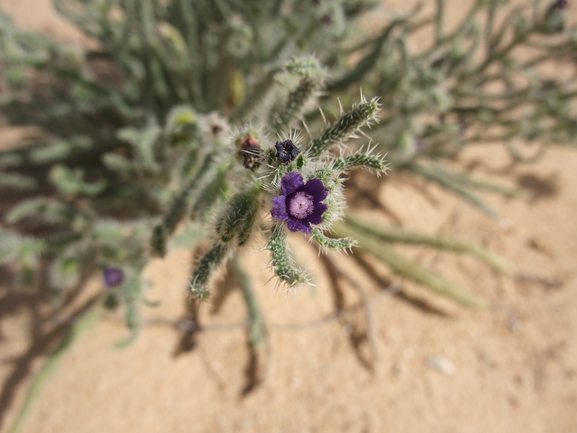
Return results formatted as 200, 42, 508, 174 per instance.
275, 139, 301, 164
240, 135, 262, 171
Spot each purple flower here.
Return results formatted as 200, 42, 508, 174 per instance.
271, 171, 328, 234
556, 0, 568, 8
104, 267, 124, 288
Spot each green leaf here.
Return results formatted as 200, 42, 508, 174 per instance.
335, 221, 486, 307
0, 173, 37, 189
5, 198, 70, 224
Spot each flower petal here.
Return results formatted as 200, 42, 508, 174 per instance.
271, 195, 288, 220
303, 178, 328, 201
281, 171, 304, 196
308, 202, 327, 224
287, 217, 312, 234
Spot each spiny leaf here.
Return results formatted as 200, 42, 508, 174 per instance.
267, 222, 310, 288
307, 97, 381, 158
312, 228, 357, 253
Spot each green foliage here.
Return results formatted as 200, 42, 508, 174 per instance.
5, 198, 72, 225
331, 146, 388, 174
189, 242, 230, 300
114, 270, 147, 348
267, 221, 310, 289
334, 221, 487, 308
233, 254, 267, 348
345, 215, 512, 274
0, 173, 37, 189
312, 228, 357, 253
307, 97, 381, 158
117, 125, 162, 174
49, 165, 106, 197
0, 228, 47, 265
215, 186, 261, 245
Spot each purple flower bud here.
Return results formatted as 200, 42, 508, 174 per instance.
556, 0, 568, 8
275, 140, 301, 164
322, 15, 332, 24
271, 171, 328, 234
104, 267, 124, 288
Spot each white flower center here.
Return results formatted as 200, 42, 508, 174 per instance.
288, 192, 314, 219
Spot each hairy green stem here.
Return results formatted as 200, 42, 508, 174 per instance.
345, 215, 512, 274
233, 254, 267, 348
334, 221, 486, 308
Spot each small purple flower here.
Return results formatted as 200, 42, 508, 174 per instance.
275, 140, 301, 164
556, 0, 568, 9
271, 171, 328, 234
104, 267, 124, 288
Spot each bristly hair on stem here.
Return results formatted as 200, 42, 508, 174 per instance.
266, 221, 311, 291
306, 96, 381, 158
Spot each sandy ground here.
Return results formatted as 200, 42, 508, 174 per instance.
1, 1, 577, 432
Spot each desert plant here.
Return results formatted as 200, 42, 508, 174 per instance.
1, 1, 576, 430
